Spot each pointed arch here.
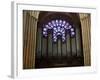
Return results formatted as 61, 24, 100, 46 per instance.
35, 11, 84, 68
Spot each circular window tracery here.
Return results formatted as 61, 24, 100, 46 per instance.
43, 19, 75, 42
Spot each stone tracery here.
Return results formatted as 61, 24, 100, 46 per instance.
43, 19, 75, 42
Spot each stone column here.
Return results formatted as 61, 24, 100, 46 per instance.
79, 14, 91, 66
23, 10, 39, 69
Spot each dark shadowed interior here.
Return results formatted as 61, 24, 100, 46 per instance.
35, 11, 84, 68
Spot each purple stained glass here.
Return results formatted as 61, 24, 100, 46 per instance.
43, 19, 75, 42
71, 32, 75, 35
69, 25, 72, 29
52, 20, 56, 26
57, 32, 61, 35
43, 28, 47, 31
56, 20, 58, 25
71, 28, 74, 31
62, 21, 66, 27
